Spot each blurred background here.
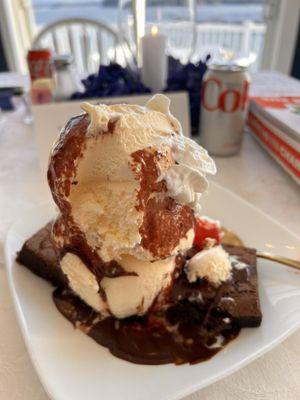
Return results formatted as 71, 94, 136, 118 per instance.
0, 0, 299, 77
0, 0, 299, 176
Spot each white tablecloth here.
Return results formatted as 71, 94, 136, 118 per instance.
0, 102, 299, 400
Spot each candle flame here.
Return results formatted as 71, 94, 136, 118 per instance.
151, 26, 158, 36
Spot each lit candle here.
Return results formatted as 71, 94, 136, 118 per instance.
141, 26, 167, 93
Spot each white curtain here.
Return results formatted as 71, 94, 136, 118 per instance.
0, 0, 35, 73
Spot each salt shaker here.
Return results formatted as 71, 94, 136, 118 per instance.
53, 55, 82, 101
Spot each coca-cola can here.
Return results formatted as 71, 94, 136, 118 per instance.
27, 48, 53, 81
199, 63, 250, 156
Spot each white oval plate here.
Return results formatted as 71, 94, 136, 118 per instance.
5, 183, 300, 400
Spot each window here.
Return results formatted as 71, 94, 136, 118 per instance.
0, 0, 299, 75
32, 0, 266, 71
32, 0, 119, 30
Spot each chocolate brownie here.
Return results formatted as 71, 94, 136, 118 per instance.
215, 245, 262, 327
16, 222, 66, 287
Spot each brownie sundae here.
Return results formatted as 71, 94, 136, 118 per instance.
17, 94, 262, 365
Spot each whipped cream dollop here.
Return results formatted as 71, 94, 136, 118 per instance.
162, 136, 216, 215
148, 94, 217, 215
186, 246, 232, 286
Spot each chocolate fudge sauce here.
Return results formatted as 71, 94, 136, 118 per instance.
131, 148, 194, 259
53, 287, 240, 365
53, 245, 261, 365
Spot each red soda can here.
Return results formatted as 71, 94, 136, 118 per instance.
200, 63, 250, 156
27, 49, 53, 81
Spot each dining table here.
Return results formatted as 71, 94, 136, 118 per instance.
0, 93, 299, 400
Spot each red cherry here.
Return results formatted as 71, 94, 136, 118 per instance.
194, 217, 222, 250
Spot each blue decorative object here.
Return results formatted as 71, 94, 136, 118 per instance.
71, 56, 210, 134
0, 89, 15, 111
71, 63, 150, 100
166, 56, 210, 134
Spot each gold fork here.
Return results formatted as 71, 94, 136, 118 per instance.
256, 251, 300, 271
222, 228, 300, 271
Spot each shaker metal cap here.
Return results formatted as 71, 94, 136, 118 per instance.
208, 62, 248, 72
53, 54, 74, 69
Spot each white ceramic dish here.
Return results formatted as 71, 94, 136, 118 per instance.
5, 183, 300, 400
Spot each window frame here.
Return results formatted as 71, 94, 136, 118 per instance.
261, 0, 300, 74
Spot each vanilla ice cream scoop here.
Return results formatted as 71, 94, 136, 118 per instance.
61, 251, 177, 318
48, 95, 216, 266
